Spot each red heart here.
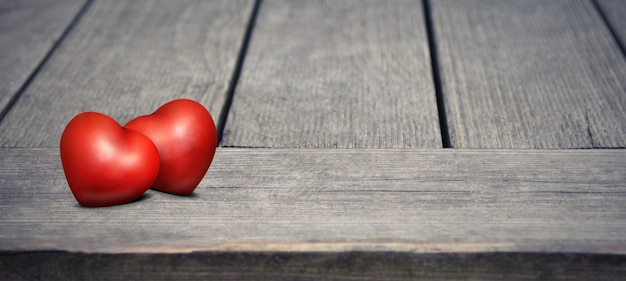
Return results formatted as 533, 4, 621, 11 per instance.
125, 99, 218, 195
60, 112, 160, 207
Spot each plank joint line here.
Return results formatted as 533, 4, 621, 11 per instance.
0, 0, 94, 124
217, 0, 263, 143
591, 0, 626, 59
422, 0, 451, 148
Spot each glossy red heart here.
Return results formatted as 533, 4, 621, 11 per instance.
125, 99, 218, 195
60, 112, 160, 207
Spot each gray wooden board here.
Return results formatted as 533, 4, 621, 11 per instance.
2, 252, 624, 281
596, 0, 626, 51
0, 0, 254, 148
1, 148, 625, 255
0, 0, 85, 115
222, 0, 442, 148
432, 0, 626, 148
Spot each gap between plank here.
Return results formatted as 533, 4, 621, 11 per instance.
0, 0, 94, 125
591, 0, 626, 59
422, 0, 452, 148
217, 0, 263, 143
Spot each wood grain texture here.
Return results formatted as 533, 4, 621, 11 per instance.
2, 252, 624, 281
222, 0, 441, 148
432, 0, 626, 148
596, 0, 626, 53
1, 148, 625, 255
0, 0, 85, 115
0, 0, 254, 148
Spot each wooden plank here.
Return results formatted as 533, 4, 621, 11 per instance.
595, 0, 626, 52
0, 0, 254, 148
2, 147, 625, 277
2, 252, 624, 280
0, 0, 85, 116
221, 0, 441, 148
431, 0, 626, 148
1, 148, 625, 255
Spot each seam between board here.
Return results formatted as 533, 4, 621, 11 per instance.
590, 0, 626, 59
217, 0, 263, 144
0, 0, 94, 125
422, 0, 451, 148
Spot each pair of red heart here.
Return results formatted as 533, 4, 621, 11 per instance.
60, 99, 218, 207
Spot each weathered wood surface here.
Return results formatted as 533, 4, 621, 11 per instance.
2, 148, 626, 278
2, 252, 624, 281
0, 0, 85, 117
1, 0, 626, 278
222, 0, 442, 148
432, 0, 626, 148
0, 0, 254, 148
1, 148, 625, 255
596, 0, 626, 52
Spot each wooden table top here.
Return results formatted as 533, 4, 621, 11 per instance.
1, 0, 625, 279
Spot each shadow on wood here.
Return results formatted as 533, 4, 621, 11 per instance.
2, 251, 625, 281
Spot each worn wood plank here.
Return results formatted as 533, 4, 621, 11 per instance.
0, 0, 254, 148
2, 252, 624, 281
432, 0, 626, 148
2, 148, 625, 277
596, 0, 626, 53
0, 0, 85, 116
1, 148, 625, 255
222, 0, 441, 148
